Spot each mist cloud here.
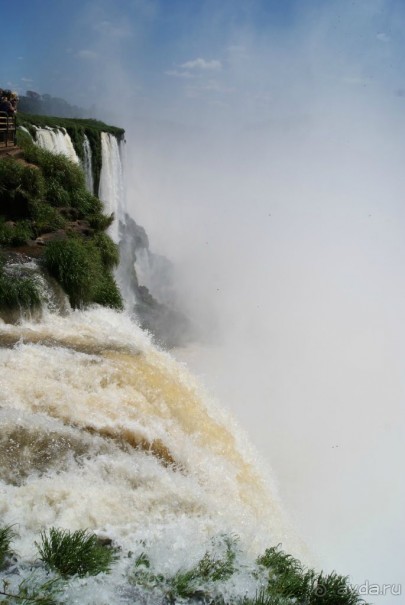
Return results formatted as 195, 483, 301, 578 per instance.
118, 2, 405, 600
23, 0, 405, 601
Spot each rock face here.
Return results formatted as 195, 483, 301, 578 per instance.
118, 214, 192, 348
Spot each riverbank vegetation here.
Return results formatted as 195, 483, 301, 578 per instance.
0, 526, 367, 605
0, 127, 122, 315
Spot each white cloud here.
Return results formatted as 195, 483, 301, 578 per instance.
21, 77, 34, 83
93, 19, 131, 38
180, 58, 222, 71
376, 32, 390, 42
165, 69, 196, 79
185, 79, 235, 99
75, 49, 98, 60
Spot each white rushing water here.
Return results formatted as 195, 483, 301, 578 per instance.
0, 128, 308, 603
82, 134, 94, 193
99, 132, 125, 243
35, 127, 80, 164
0, 307, 301, 603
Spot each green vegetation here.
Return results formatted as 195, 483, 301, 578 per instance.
129, 536, 366, 605
17, 113, 124, 193
0, 128, 122, 314
256, 545, 365, 605
44, 237, 122, 309
0, 528, 368, 605
0, 527, 15, 569
36, 528, 117, 578
0, 218, 33, 246
130, 534, 239, 600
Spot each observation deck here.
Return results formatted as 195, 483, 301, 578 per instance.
0, 112, 17, 154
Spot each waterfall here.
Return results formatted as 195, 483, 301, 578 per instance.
0, 307, 300, 604
82, 134, 94, 193
35, 127, 80, 164
0, 126, 311, 605
98, 132, 124, 243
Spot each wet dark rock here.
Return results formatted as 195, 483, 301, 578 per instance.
119, 213, 193, 349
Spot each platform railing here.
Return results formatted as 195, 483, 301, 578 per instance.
0, 111, 16, 147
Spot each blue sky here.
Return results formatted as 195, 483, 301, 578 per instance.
2, 0, 405, 125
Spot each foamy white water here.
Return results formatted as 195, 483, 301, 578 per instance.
99, 133, 125, 243
82, 134, 94, 193
0, 307, 302, 603
35, 127, 80, 164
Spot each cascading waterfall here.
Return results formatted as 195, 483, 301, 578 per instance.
34, 127, 80, 164
82, 134, 94, 193
98, 132, 125, 243
0, 131, 305, 604
0, 308, 299, 603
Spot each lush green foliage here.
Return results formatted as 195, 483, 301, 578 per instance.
128, 537, 367, 605
93, 232, 120, 268
0, 140, 108, 233
36, 528, 117, 578
0, 127, 122, 315
23, 144, 85, 195
44, 237, 122, 309
30, 203, 66, 233
0, 529, 368, 605
257, 545, 365, 605
0, 219, 33, 246
0, 157, 44, 220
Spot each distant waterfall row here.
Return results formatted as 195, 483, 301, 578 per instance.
34, 127, 125, 243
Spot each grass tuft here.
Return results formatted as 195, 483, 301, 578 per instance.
36, 528, 117, 578
44, 237, 122, 309
0, 218, 33, 246
257, 545, 366, 605
0, 526, 16, 569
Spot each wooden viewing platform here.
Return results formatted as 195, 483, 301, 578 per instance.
0, 111, 17, 149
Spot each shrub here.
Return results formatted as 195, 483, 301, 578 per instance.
36, 528, 117, 578
44, 237, 122, 309
0, 218, 33, 246
88, 211, 114, 231
70, 189, 102, 215
92, 272, 123, 309
93, 232, 119, 268
0, 158, 45, 219
16, 127, 34, 146
257, 545, 365, 605
0, 526, 15, 568
30, 202, 66, 234
22, 145, 85, 195
43, 238, 96, 307
44, 177, 71, 207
